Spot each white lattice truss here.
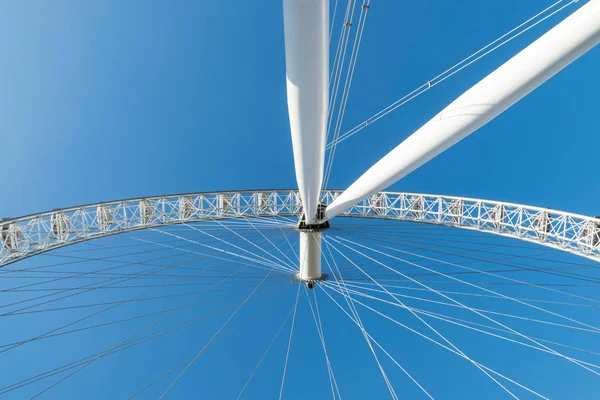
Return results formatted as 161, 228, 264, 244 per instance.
1, 190, 599, 267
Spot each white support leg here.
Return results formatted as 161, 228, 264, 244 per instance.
324, 0, 600, 221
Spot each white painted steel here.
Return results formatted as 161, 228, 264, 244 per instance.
283, 0, 329, 224
299, 231, 322, 281
2, 190, 600, 267
325, 0, 600, 220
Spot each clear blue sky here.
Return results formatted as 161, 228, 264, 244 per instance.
1, 1, 600, 399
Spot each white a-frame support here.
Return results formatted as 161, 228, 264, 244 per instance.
325, 0, 600, 221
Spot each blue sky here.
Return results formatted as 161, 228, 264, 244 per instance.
2, 0, 600, 217
1, 1, 600, 399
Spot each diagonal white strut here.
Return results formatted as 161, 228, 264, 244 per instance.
325, 0, 600, 221
283, 0, 329, 224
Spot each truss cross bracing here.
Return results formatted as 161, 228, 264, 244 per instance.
1, 190, 599, 267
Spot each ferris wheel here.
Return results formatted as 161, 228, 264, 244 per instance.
1, 0, 600, 398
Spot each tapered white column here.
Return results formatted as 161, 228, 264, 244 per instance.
299, 231, 322, 281
283, 0, 329, 224
325, 0, 600, 221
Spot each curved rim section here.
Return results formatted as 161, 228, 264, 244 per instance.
1, 190, 599, 267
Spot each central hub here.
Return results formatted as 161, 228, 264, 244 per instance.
296, 203, 329, 289
294, 272, 327, 289
297, 203, 330, 232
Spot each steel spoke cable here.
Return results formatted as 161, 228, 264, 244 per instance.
225, 215, 298, 225
331, 236, 600, 376
331, 280, 600, 351
0, 255, 249, 355
0, 231, 258, 277
334, 224, 590, 260
329, 0, 356, 97
327, 0, 358, 143
2, 278, 289, 294
180, 221, 299, 274
343, 234, 600, 322
327, 236, 558, 281
305, 287, 342, 400
340, 280, 600, 309
3, 280, 283, 317
324, 237, 518, 398
329, 230, 598, 277
0, 252, 288, 282
305, 287, 338, 399
325, 238, 515, 394
0, 235, 280, 316
321, 284, 549, 399
0, 282, 286, 350
278, 283, 302, 400
29, 264, 252, 399
331, 224, 551, 246
236, 302, 297, 400
326, 281, 600, 335
3, 279, 288, 293
336, 262, 600, 282
409, 306, 600, 369
39, 234, 231, 256
203, 216, 296, 226
322, 241, 361, 320
330, 0, 341, 42
318, 284, 434, 400
329, 232, 600, 282
0, 229, 288, 298
153, 227, 295, 274
332, 222, 556, 241
338, 230, 600, 304
0, 237, 283, 342
322, 238, 367, 325
342, 277, 600, 288
414, 307, 600, 361
337, 234, 600, 339
0, 217, 291, 239
129, 285, 291, 399
2, 280, 289, 396
159, 271, 274, 399
325, 240, 402, 400
129, 238, 293, 277
192, 216, 298, 230
130, 234, 294, 276
1, 291, 280, 365
193, 218, 297, 272
1, 286, 246, 317
0, 256, 200, 315
312, 288, 341, 399
337, 227, 600, 274
154, 225, 295, 271
30, 227, 266, 264
324, 0, 368, 184
0, 269, 283, 281
272, 216, 300, 262
327, 265, 557, 397
0, 245, 196, 293
330, 225, 559, 250
321, 241, 399, 399
323, 0, 370, 188
326, 0, 577, 149
327, 283, 600, 372
240, 216, 299, 270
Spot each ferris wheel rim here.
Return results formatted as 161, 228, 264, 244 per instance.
1, 189, 599, 268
